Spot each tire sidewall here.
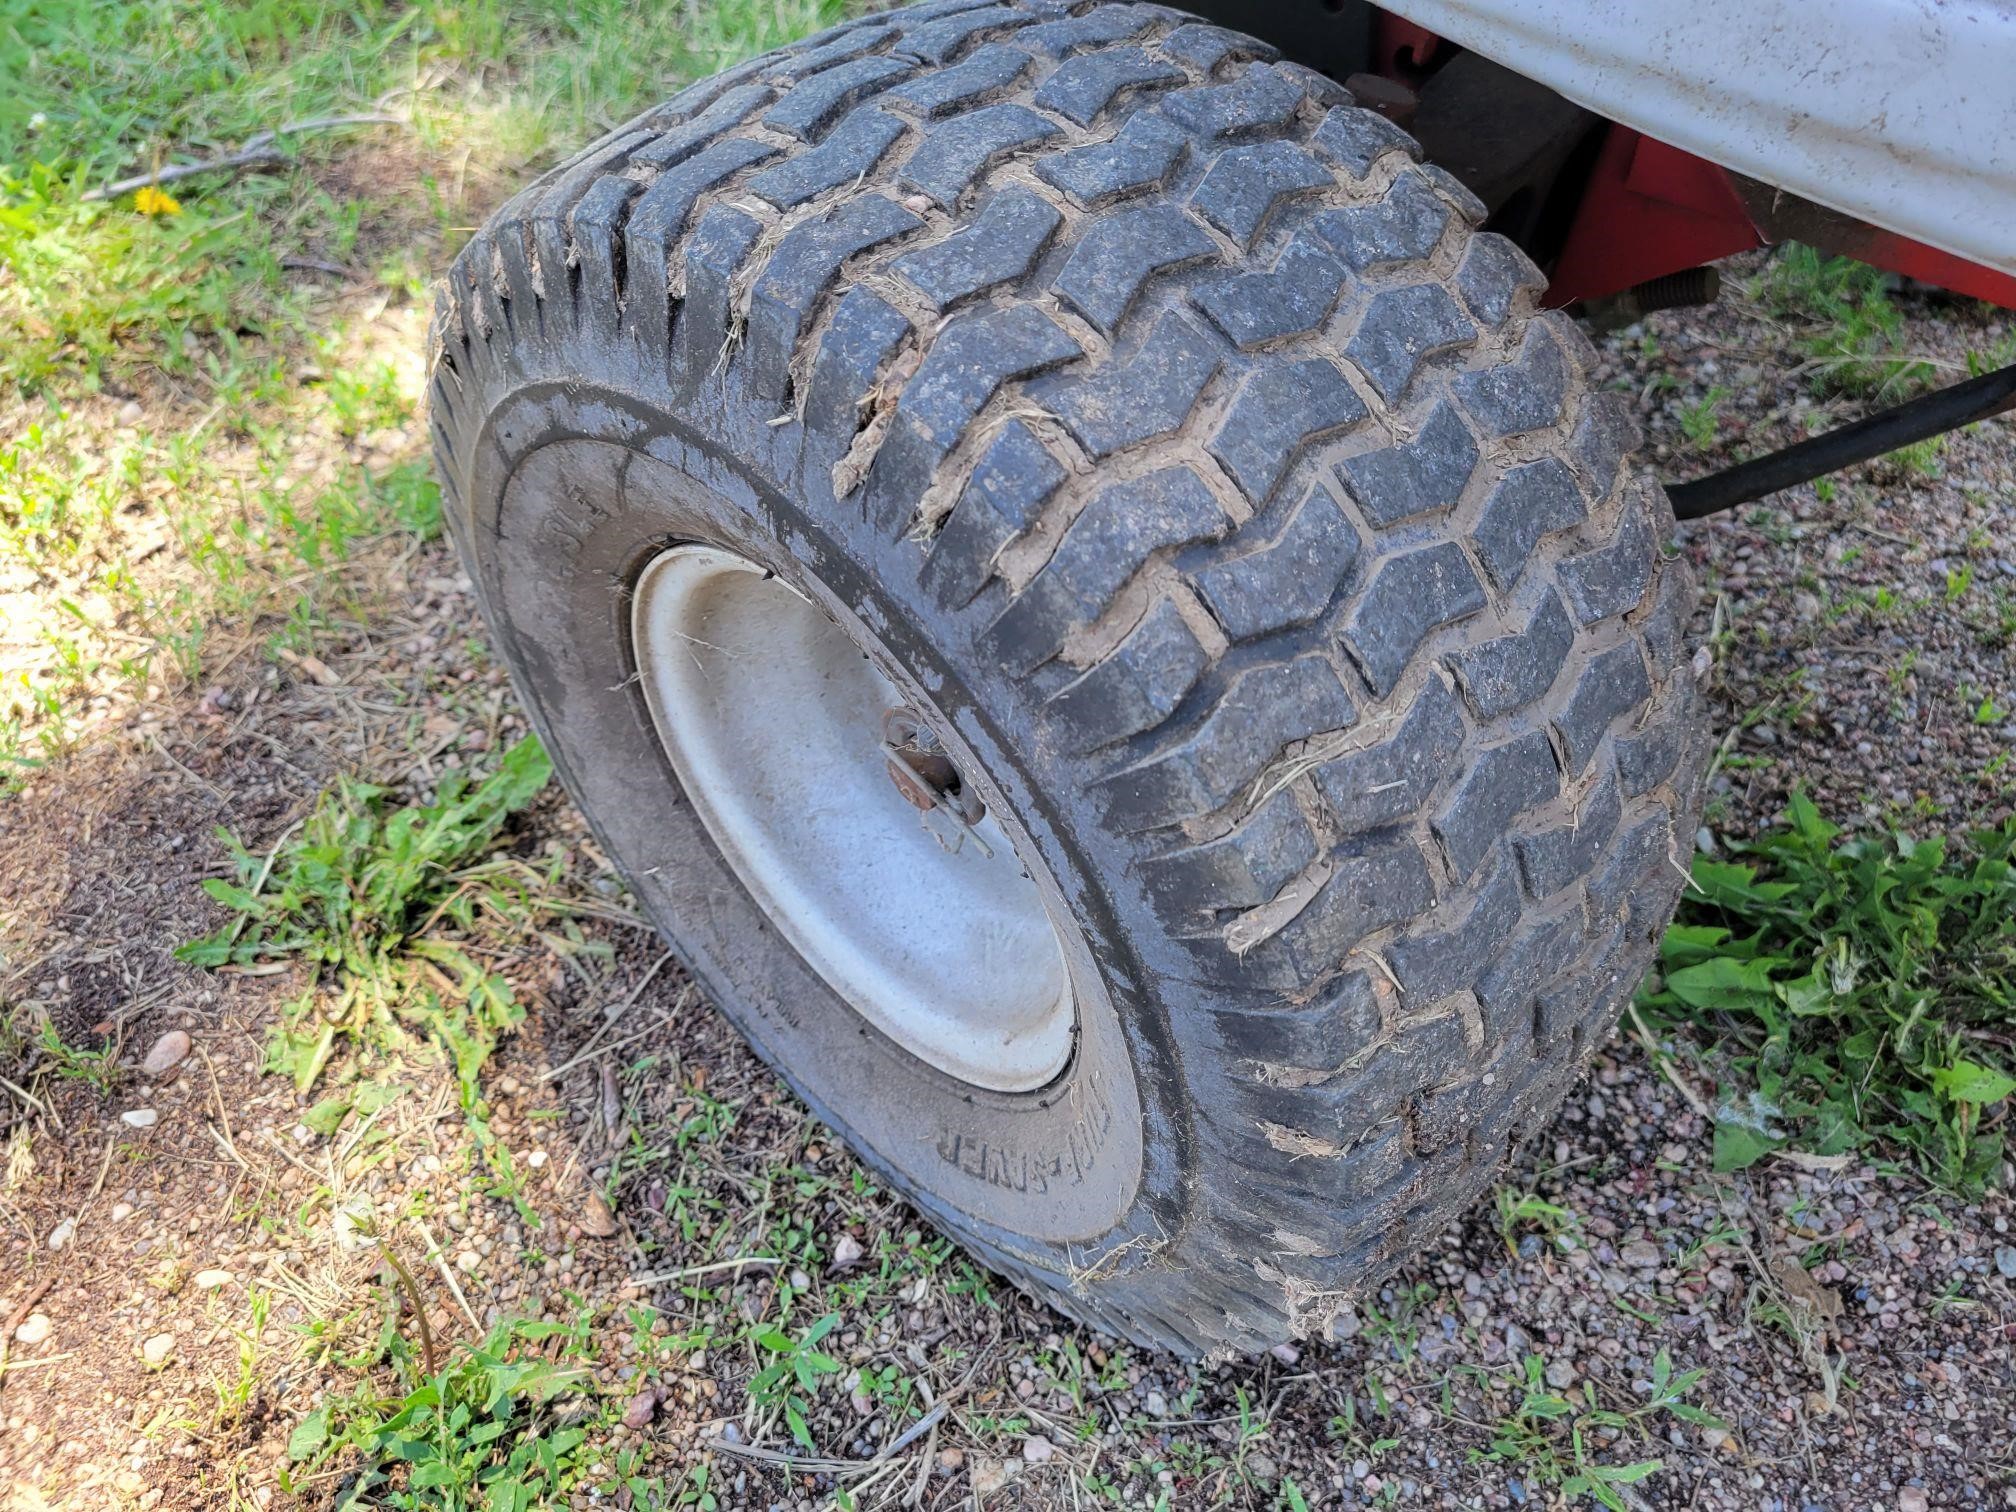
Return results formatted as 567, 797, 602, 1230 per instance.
461, 380, 1194, 1284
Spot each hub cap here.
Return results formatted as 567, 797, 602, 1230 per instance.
629, 544, 1076, 1093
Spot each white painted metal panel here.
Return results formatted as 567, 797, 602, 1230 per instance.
1382, 0, 2016, 274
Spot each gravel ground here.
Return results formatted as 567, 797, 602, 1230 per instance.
3, 264, 2014, 1510
1608, 256, 2016, 842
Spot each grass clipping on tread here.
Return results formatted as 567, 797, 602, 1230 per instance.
176, 736, 559, 1166
1639, 790, 2016, 1193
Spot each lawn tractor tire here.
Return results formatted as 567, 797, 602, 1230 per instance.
428, 0, 1710, 1358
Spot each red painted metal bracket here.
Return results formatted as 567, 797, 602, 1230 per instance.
1545, 127, 2016, 311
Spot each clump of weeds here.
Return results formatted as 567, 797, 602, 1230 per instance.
1640, 791, 2016, 1192
178, 735, 587, 1208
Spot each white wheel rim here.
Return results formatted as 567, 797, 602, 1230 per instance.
630, 544, 1077, 1094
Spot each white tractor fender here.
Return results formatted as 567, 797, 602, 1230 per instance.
1381, 0, 2016, 276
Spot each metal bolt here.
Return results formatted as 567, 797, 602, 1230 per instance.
880, 707, 985, 825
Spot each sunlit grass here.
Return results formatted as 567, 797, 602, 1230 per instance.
0, 0, 864, 794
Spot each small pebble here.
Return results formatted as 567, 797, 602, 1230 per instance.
621, 1389, 657, 1431
142, 1031, 192, 1077
970, 1457, 1015, 1495
193, 1269, 232, 1290
1020, 1436, 1054, 1464
120, 1109, 158, 1129
141, 1333, 175, 1368
580, 1193, 618, 1238
1621, 1239, 1662, 1269
14, 1314, 51, 1346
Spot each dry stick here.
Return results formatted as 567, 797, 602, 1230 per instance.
905, 1378, 940, 1508
541, 1011, 680, 1088
710, 1380, 971, 1479
0, 1352, 72, 1373
0, 1279, 53, 1397
630, 1255, 783, 1287
281, 256, 358, 278
0, 1194, 30, 1252
196, 1044, 254, 1226
85, 1128, 119, 1203
416, 1217, 483, 1334
539, 952, 680, 1082
82, 114, 404, 202
143, 731, 228, 797
1626, 1004, 1712, 1118
373, 1235, 438, 1377
0, 1075, 49, 1121
706, 1439, 857, 1473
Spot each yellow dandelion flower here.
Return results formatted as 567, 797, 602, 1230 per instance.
133, 184, 181, 217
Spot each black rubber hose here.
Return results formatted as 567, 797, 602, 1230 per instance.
1665, 360, 2016, 520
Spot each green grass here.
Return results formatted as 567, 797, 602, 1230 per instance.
0, 380, 447, 796
745, 1310, 844, 1450
177, 733, 551, 1081
1472, 1350, 1719, 1512
32, 1019, 119, 1091
1494, 1186, 1582, 1257
0, 0, 844, 237
1, 0, 863, 798
282, 1312, 601, 1509
1640, 792, 2016, 1193
176, 735, 572, 1209
2, 0, 2007, 1498
1754, 244, 1934, 399
1676, 385, 1729, 451
0, 0, 861, 385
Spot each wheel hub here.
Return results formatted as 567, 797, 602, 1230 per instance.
628, 543, 1076, 1094
881, 707, 986, 826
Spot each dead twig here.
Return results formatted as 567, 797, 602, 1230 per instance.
281, 256, 360, 278
539, 953, 681, 1083
416, 1217, 483, 1335
906, 1376, 940, 1508
0, 1279, 53, 1396
1626, 1004, 1712, 1118
0, 1075, 50, 1122
82, 115, 404, 202
709, 1389, 964, 1479
630, 1255, 783, 1287
142, 732, 228, 798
